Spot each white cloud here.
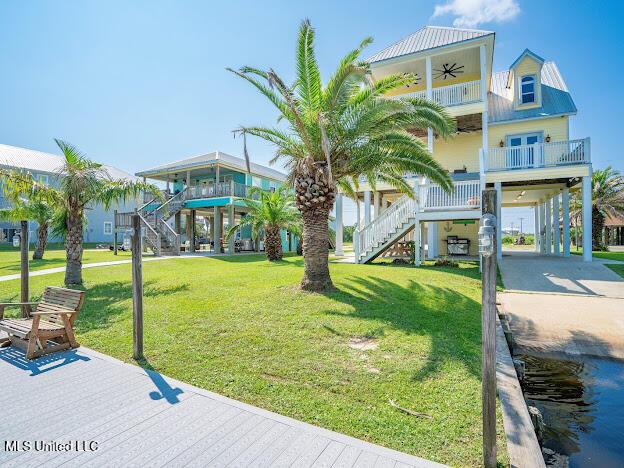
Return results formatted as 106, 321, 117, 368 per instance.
432, 0, 520, 28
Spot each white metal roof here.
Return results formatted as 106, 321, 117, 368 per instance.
136, 151, 287, 182
0, 143, 136, 181
367, 26, 494, 64
488, 61, 577, 124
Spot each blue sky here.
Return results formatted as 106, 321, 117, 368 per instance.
1, 0, 622, 228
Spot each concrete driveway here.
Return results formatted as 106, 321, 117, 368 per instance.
498, 252, 624, 359
499, 251, 624, 297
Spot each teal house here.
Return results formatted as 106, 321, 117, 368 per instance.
126, 151, 298, 255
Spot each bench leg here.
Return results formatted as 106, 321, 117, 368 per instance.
0, 336, 10, 348
26, 336, 38, 360
61, 315, 80, 349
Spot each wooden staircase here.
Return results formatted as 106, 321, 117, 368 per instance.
354, 195, 417, 264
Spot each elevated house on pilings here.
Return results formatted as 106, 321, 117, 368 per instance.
116, 151, 299, 256
336, 26, 593, 264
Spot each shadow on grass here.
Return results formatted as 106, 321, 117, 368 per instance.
323, 275, 481, 382
74, 280, 190, 333
208, 252, 302, 265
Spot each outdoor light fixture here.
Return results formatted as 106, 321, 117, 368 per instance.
479, 214, 496, 257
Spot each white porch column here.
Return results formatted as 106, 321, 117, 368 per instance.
427, 222, 438, 259
534, 203, 540, 253
186, 170, 191, 190
335, 193, 344, 256
426, 55, 434, 155
582, 175, 593, 261
553, 193, 561, 255
495, 182, 502, 260
364, 190, 371, 225
373, 191, 380, 220
356, 200, 361, 229
539, 202, 546, 254
562, 187, 570, 257
414, 219, 421, 266
545, 197, 552, 255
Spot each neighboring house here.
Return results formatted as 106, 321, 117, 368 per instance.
126, 151, 298, 255
0, 143, 138, 244
341, 26, 592, 264
604, 215, 624, 246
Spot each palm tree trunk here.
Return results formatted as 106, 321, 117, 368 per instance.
65, 212, 84, 285
265, 226, 283, 261
300, 210, 333, 291
32, 222, 49, 260
294, 164, 336, 292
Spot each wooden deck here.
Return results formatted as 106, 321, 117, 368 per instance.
0, 344, 444, 467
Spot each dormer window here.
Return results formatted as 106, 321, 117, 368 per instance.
520, 75, 536, 104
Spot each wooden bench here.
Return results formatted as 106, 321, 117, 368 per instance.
0, 287, 85, 360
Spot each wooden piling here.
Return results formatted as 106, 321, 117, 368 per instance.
481, 188, 498, 468
131, 214, 144, 360
20, 220, 30, 318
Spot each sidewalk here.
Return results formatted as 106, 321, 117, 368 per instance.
0, 345, 443, 467
498, 252, 624, 359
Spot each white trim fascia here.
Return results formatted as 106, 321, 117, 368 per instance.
369, 34, 495, 68
488, 112, 576, 126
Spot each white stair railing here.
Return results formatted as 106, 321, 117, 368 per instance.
354, 195, 416, 262
420, 180, 481, 210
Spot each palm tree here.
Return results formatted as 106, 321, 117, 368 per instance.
228, 20, 454, 291
50, 139, 160, 285
572, 167, 624, 250
0, 192, 55, 260
224, 186, 301, 261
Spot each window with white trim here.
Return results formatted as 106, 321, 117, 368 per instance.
103, 221, 113, 235
520, 75, 536, 104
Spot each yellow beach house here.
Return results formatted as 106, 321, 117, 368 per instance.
334, 26, 592, 264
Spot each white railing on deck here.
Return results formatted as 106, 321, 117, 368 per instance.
484, 138, 590, 172
400, 80, 482, 107
420, 180, 481, 210
354, 195, 416, 261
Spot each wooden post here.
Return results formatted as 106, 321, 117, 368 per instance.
131, 214, 144, 360
113, 210, 118, 255
481, 189, 497, 468
20, 220, 30, 318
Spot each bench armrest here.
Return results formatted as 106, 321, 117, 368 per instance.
0, 302, 39, 307
30, 309, 76, 316
0, 302, 38, 319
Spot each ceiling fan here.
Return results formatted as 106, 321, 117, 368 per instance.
403, 72, 422, 87
433, 63, 465, 80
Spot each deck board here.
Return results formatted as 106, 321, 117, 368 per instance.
0, 344, 445, 467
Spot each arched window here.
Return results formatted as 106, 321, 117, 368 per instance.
520, 75, 536, 104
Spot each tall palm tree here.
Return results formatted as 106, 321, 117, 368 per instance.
572, 166, 624, 250
224, 186, 301, 261
51, 139, 160, 285
228, 19, 454, 291
0, 191, 55, 260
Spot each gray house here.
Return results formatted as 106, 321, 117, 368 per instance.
0, 143, 138, 244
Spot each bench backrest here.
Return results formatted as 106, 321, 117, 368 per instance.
35, 287, 85, 326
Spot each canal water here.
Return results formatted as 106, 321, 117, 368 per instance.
519, 353, 624, 467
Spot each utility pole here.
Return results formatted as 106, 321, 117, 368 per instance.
519, 217, 524, 236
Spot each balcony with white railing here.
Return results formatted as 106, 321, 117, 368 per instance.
419, 179, 481, 211
400, 80, 482, 108
483, 138, 590, 172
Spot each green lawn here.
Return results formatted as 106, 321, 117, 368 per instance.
0, 255, 507, 466
570, 248, 624, 262
570, 249, 624, 278
0, 243, 133, 275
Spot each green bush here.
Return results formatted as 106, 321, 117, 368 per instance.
502, 235, 515, 244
